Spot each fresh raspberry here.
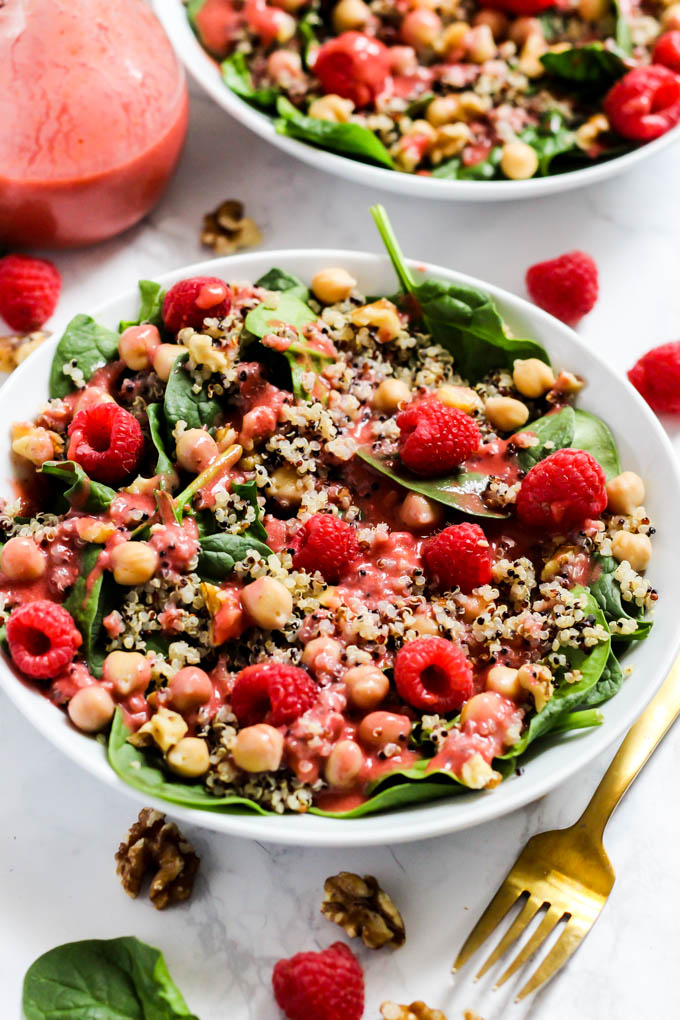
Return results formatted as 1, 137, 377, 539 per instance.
653, 32, 680, 74
394, 636, 473, 713
479, 0, 553, 14
272, 942, 364, 1020
314, 32, 391, 108
604, 65, 680, 141
0, 254, 61, 332
6, 601, 82, 680
516, 448, 607, 532
628, 340, 680, 413
292, 514, 360, 583
67, 403, 145, 484
397, 399, 481, 476
423, 523, 493, 593
193, 0, 241, 57
526, 251, 598, 327
161, 276, 232, 334
231, 662, 318, 727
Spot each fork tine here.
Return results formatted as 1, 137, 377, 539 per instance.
474, 894, 541, 980
452, 882, 522, 973
515, 917, 589, 1002
494, 905, 563, 989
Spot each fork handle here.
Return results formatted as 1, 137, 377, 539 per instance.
577, 655, 680, 842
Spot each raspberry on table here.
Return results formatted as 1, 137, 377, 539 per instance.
272, 941, 364, 1020
396, 399, 481, 477
231, 662, 318, 727
161, 276, 232, 334
628, 340, 680, 413
604, 65, 680, 141
0, 254, 61, 333
67, 403, 145, 484
516, 448, 607, 531
292, 514, 360, 583
394, 636, 473, 713
7, 601, 82, 680
526, 251, 598, 327
423, 522, 493, 593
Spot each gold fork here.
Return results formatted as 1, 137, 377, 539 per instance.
452, 654, 680, 1002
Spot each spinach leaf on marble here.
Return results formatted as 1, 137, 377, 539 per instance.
275, 98, 395, 169
164, 352, 221, 432
119, 279, 166, 331
49, 315, 120, 399
221, 52, 280, 110
40, 460, 116, 514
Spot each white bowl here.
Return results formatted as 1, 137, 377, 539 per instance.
154, 0, 680, 202
2, 248, 679, 846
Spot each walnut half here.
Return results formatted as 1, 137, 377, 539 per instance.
380, 1001, 447, 1020
115, 808, 200, 910
321, 872, 405, 950
201, 199, 262, 255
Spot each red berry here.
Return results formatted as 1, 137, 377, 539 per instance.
292, 514, 359, 583
628, 340, 680, 413
516, 448, 607, 532
193, 0, 241, 57
653, 31, 680, 74
7, 601, 82, 680
478, 0, 553, 14
423, 522, 493, 593
604, 65, 680, 141
314, 32, 391, 108
272, 942, 364, 1020
231, 662, 318, 727
394, 636, 473, 713
67, 403, 145, 484
161, 276, 232, 334
397, 399, 481, 476
0, 254, 61, 332
526, 251, 598, 327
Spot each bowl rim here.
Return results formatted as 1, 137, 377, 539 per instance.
2, 246, 680, 847
153, 0, 680, 202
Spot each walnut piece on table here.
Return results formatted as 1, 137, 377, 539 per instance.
321, 871, 405, 949
0, 330, 49, 373
201, 199, 262, 255
115, 808, 200, 910
380, 1001, 448, 1020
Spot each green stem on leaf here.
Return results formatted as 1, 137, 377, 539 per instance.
550, 709, 603, 735
175, 442, 243, 516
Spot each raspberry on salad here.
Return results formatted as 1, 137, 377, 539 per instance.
423, 523, 493, 593
394, 636, 473, 713
526, 251, 598, 327
0, 254, 61, 333
627, 340, 680, 413
397, 399, 481, 476
604, 65, 680, 141
479, 0, 554, 14
313, 32, 391, 108
68, 403, 145, 484
272, 942, 364, 1020
231, 662, 318, 727
7, 601, 82, 680
161, 276, 232, 334
516, 448, 607, 531
193, 0, 241, 57
292, 514, 359, 582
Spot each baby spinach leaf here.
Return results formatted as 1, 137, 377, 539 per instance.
64, 545, 116, 678
589, 552, 651, 641
22, 936, 198, 1020
233, 478, 269, 542
49, 314, 120, 399
432, 147, 503, 181
119, 279, 166, 331
275, 97, 395, 169
371, 205, 550, 382
221, 52, 280, 110
40, 460, 116, 514
540, 45, 627, 90
516, 405, 620, 479
356, 446, 509, 519
164, 352, 221, 432
146, 403, 174, 478
572, 408, 621, 479
520, 112, 578, 175
255, 267, 310, 302
577, 650, 625, 708
197, 532, 272, 581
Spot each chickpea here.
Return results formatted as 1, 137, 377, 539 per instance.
167, 737, 211, 778
578, 0, 608, 19
74, 386, 116, 414
302, 636, 343, 678
611, 531, 652, 573
399, 492, 444, 531
273, 9, 297, 42
473, 9, 508, 39
410, 612, 439, 636
332, 0, 372, 32
232, 724, 284, 772
169, 666, 213, 712
176, 428, 219, 474
512, 357, 556, 398
325, 739, 364, 789
266, 49, 303, 82
401, 8, 442, 50
308, 94, 355, 123
311, 267, 357, 304
343, 665, 390, 710
456, 592, 490, 623
103, 651, 151, 697
460, 690, 507, 725
110, 541, 159, 586
508, 16, 542, 46
267, 465, 303, 507
153, 343, 187, 382
466, 23, 496, 62
272, 0, 308, 12
12, 427, 54, 466
484, 395, 529, 431
500, 141, 539, 180
438, 20, 470, 56
426, 95, 463, 127
241, 575, 293, 630
373, 377, 411, 413
0, 536, 46, 581
350, 299, 402, 342
358, 711, 411, 748
606, 471, 645, 515
486, 664, 522, 700
68, 685, 115, 733
389, 45, 418, 75
118, 323, 161, 371
436, 384, 480, 413
662, 3, 680, 29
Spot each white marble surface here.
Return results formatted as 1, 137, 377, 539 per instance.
3, 80, 680, 1020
